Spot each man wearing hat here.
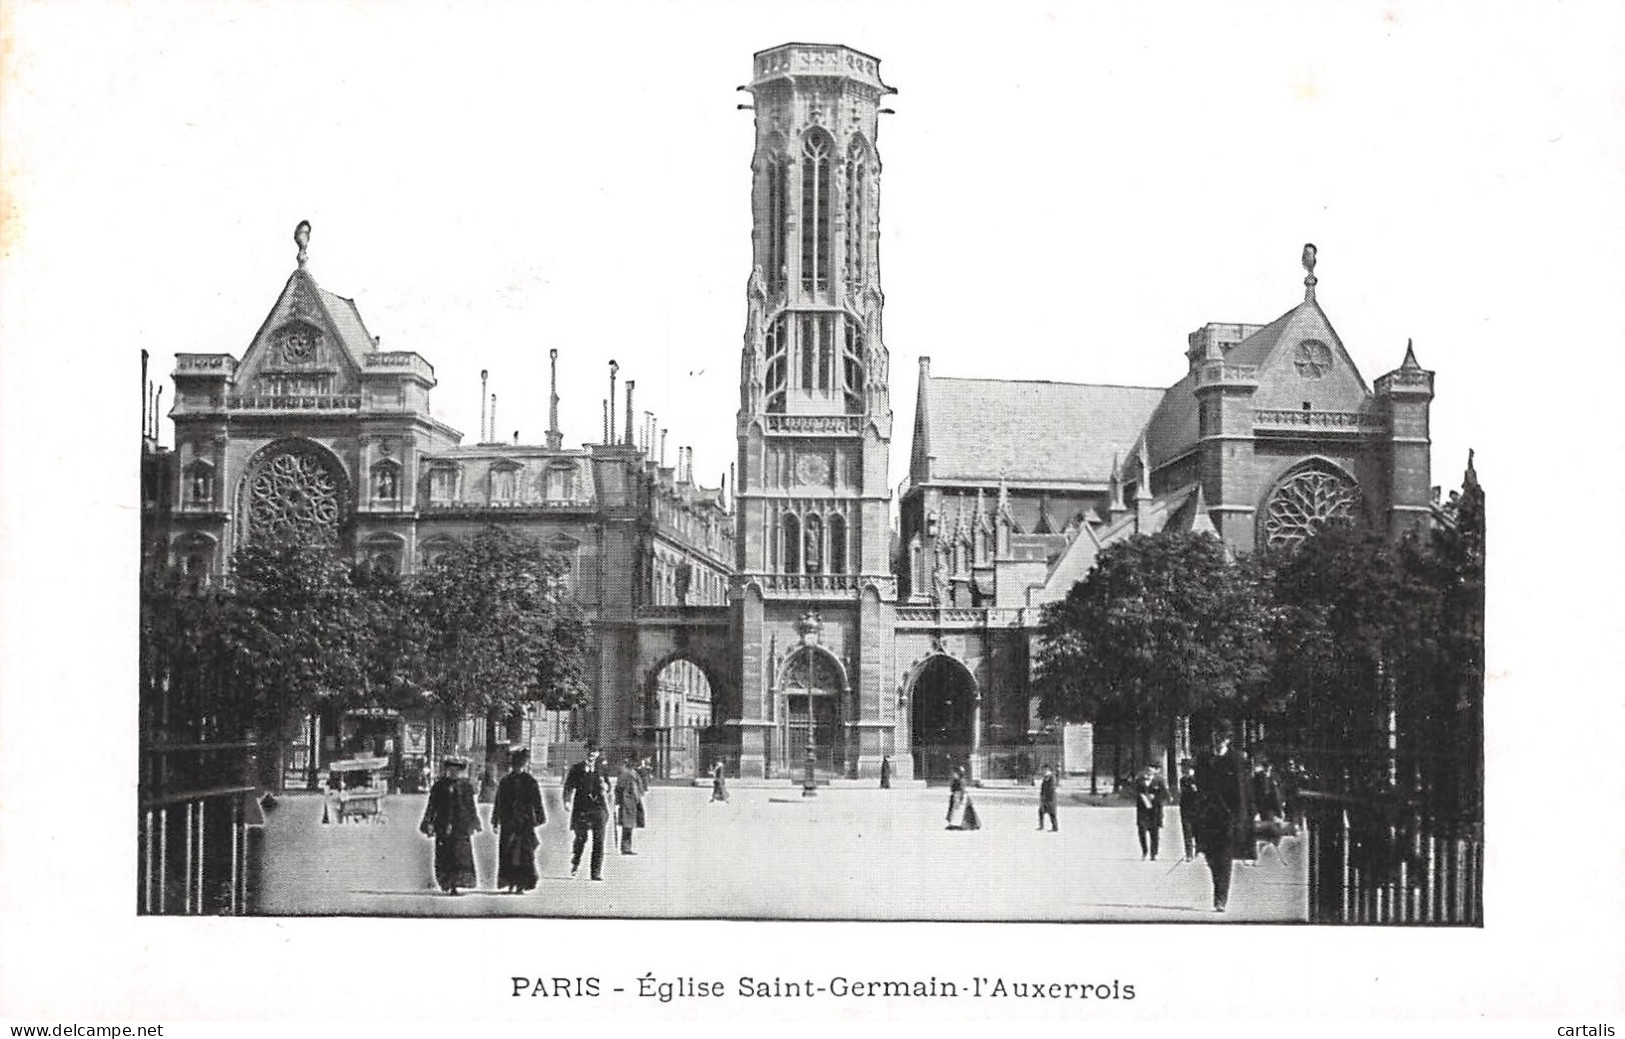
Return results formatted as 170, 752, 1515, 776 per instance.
562, 742, 611, 880
493, 746, 546, 893
419, 756, 481, 895
1194, 720, 1252, 912
614, 751, 646, 855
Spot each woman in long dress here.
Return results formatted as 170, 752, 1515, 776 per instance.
493, 747, 546, 893
709, 762, 729, 803
945, 766, 981, 830
419, 757, 481, 894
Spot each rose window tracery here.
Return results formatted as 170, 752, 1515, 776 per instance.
249, 450, 342, 541
1293, 339, 1332, 379
1262, 466, 1360, 549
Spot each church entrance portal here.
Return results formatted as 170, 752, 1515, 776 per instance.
909, 655, 976, 782
775, 646, 845, 777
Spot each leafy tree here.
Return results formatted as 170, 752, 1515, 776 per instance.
212, 532, 372, 786
412, 525, 590, 763
1034, 531, 1272, 775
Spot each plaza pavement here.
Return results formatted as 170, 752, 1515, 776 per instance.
253, 785, 1308, 922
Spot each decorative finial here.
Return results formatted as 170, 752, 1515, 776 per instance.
295, 221, 311, 269
1302, 242, 1318, 301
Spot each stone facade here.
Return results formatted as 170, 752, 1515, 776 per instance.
154, 43, 1437, 788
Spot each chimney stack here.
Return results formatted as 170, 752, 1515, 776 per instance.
480, 370, 489, 442
602, 400, 609, 444
660, 429, 668, 467
141, 350, 149, 438
547, 349, 562, 450
624, 380, 635, 447
608, 361, 619, 444
490, 394, 497, 446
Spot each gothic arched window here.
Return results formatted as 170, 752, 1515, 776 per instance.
828, 513, 847, 575
842, 320, 866, 413
765, 315, 788, 413
782, 513, 801, 574
845, 137, 870, 287
1261, 462, 1362, 549
762, 137, 789, 294
800, 131, 833, 293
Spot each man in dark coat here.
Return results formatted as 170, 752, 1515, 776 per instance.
493, 746, 546, 893
879, 755, 892, 790
1037, 766, 1059, 831
1194, 722, 1252, 912
1177, 758, 1200, 862
419, 756, 481, 895
614, 753, 645, 855
1132, 765, 1168, 860
563, 743, 611, 880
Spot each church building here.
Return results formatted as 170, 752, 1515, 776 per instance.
150, 42, 1436, 788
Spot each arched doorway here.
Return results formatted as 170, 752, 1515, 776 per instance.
647, 658, 715, 779
776, 646, 845, 776
909, 654, 976, 782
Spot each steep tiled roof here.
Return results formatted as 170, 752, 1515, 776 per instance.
1030, 482, 1209, 605
921, 377, 1164, 483
1140, 370, 1199, 470
318, 288, 378, 368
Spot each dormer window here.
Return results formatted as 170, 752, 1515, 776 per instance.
490, 461, 521, 503
545, 463, 576, 502
423, 464, 459, 504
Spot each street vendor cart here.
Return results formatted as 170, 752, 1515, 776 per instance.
327, 757, 390, 823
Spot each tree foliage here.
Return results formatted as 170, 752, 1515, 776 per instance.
410, 525, 590, 718
1034, 531, 1272, 729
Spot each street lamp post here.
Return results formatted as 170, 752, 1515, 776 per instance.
802, 737, 818, 797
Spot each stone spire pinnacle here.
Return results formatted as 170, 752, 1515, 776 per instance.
1136, 439, 1152, 501
1400, 338, 1421, 370
1109, 450, 1126, 516
295, 220, 311, 270
1302, 242, 1318, 302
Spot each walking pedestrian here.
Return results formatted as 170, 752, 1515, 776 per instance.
615, 752, 645, 855
419, 756, 481, 895
709, 761, 729, 803
1177, 758, 1200, 862
1132, 764, 1168, 860
879, 755, 892, 790
1194, 721, 1251, 912
945, 765, 980, 830
493, 746, 546, 893
563, 743, 611, 880
1037, 765, 1059, 831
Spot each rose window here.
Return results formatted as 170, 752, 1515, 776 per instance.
1294, 339, 1332, 379
249, 451, 341, 540
1262, 467, 1359, 549
279, 326, 319, 364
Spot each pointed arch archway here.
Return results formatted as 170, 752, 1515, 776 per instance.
772, 642, 850, 777
904, 651, 979, 782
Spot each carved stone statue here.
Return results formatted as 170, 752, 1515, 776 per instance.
932, 543, 950, 605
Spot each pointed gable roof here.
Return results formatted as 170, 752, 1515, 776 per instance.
915, 374, 1164, 484
1141, 297, 1373, 470
235, 269, 378, 390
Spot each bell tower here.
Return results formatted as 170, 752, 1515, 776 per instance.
733, 44, 899, 780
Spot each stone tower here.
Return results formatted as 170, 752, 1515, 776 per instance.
732, 44, 899, 780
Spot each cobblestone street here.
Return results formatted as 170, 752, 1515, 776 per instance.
254, 786, 1308, 921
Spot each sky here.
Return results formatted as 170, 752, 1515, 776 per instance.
3, 0, 1625, 1027
13, 0, 1619, 494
